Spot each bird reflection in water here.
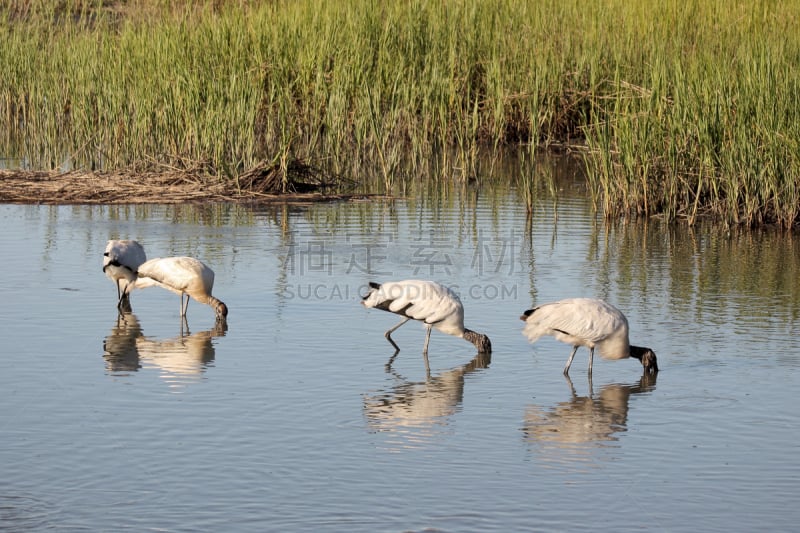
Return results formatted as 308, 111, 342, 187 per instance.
363, 352, 491, 448
522, 373, 657, 466
102, 312, 227, 389
102, 311, 143, 373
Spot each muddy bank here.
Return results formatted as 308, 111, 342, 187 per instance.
0, 167, 371, 205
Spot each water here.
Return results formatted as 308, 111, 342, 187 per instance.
1, 178, 799, 532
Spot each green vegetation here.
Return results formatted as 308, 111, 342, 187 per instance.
582, 2, 800, 228
1, 1, 798, 226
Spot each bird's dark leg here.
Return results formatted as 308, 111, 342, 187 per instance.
117, 295, 132, 313
180, 293, 190, 317
422, 325, 432, 356
384, 317, 410, 353
563, 345, 580, 375
588, 347, 594, 374
117, 280, 132, 311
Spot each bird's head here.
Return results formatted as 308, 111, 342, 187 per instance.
361, 282, 381, 307
215, 301, 229, 320
102, 252, 121, 272
631, 346, 658, 374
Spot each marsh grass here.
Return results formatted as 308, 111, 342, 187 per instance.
581, 2, 800, 227
1, 1, 799, 225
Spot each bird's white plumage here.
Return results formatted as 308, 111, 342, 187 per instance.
363, 280, 465, 336
103, 240, 147, 300
522, 298, 630, 360
362, 279, 491, 356
136, 257, 214, 296
134, 256, 227, 319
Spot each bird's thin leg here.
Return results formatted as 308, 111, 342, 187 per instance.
118, 296, 132, 314
422, 324, 432, 356
116, 280, 132, 312
384, 317, 410, 353
588, 347, 594, 374
180, 293, 190, 317
117, 280, 132, 307
563, 345, 580, 375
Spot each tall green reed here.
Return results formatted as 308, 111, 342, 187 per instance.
1, 0, 798, 226
582, 0, 800, 227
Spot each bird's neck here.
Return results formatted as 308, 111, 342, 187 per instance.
463, 329, 492, 353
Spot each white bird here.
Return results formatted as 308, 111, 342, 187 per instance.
521, 298, 658, 375
102, 240, 147, 308
134, 257, 228, 321
362, 280, 491, 356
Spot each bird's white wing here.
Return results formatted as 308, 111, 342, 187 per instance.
409, 284, 461, 325
124, 241, 146, 268
523, 298, 624, 344
104, 240, 146, 270
375, 280, 464, 334
136, 257, 206, 292
381, 280, 464, 335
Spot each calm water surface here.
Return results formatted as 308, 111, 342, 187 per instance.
1, 176, 799, 531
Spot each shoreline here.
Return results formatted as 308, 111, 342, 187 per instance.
0, 169, 376, 205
